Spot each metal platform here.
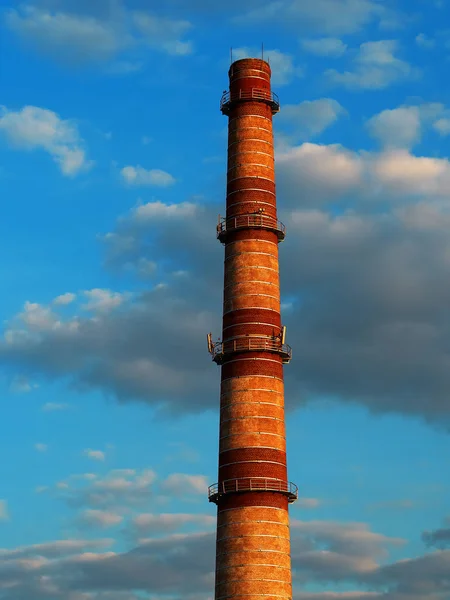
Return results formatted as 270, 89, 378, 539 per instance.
217, 214, 286, 243
208, 477, 298, 504
211, 336, 292, 365
220, 89, 280, 115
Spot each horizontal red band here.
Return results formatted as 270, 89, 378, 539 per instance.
217, 491, 289, 511
219, 447, 286, 467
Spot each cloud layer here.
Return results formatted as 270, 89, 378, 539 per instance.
3, 135, 450, 425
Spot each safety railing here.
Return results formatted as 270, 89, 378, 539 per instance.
220, 89, 280, 114
211, 336, 292, 365
208, 477, 298, 504
217, 214, 286, 243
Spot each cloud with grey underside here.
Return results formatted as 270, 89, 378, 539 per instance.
2, 142, 450, 425
0, 519, 448, 599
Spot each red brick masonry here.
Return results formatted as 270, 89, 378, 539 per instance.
210, 58, 297, 600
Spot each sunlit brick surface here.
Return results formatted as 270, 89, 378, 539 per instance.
212, 58, 295, 600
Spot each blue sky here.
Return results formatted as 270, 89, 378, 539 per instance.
0, 1, 449, 599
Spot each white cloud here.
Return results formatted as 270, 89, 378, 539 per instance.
433, 118, 450, 136
276, 142, 450, 207
19, 301, 56, 330
53, 293, 76, 306
0, 105, 91, 176
82, 289, 125, 313
5, 140, 450, 425
79, 509, 123, 528
132, 11, 193, 55
66, 468, 157, 509
0, 500, 8, 520
6, 5, 194, 68
133, 258, 157, 279
232, 47, 303, 85
0, 538, 113, 560
326, 40, 418, 90
415, 33, 435, 48
35, 443, 48, 452
160, 473, 208, 495
366, 107, 421, 149
120, 201, 197, 229
242, 0, 383, 35
301, 37, 347, 57
9, 374, 37, 393
120, 165, 176, 187
278, 98, 346, 141
83, 449, 105, 462
41, 402, 71, 412
131, 512, 215, 536
366, 103, 444, 149
277, 143, 362, 204
5, 4, 128, 64
370, 150, 450, 196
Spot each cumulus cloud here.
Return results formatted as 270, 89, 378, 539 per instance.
366, 106, 421, 149
2, 519, 442, 599
6, 4, 193, 66
301, 37, 347, 57
129, 512, 215, 536
326, 40, 418, 90
232, 47, 303, 85
277, 98, 346, 141
433, 117, 450, 136
366, 103, 444, 149
415, 33, 435, 48
132, 11, 193, 55
78, 509, 124, 529
120, 166, 176, 187
62, 468, 157, 510
241, 0, 384, 35
276, 143, 362, 205
9, 374, 37, 393
5, 4, 128, 64
53, 293, 77, 306
423, 518, 450, 549
0, 105, 91, 176
0, 538, 113, 561
160, 473, 209, 495
82, 289, 126, 313
3, 147, 450, 423
83, 449, 106, 462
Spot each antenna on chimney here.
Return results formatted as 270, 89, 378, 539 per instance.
207, 332, 213, 354
230, 47, 233, 65
262, 42, 264, 61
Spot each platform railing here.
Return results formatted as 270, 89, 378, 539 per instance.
220, 89, 280, 113
217, 214, 286, 242
208, 477, 298, 504
211, 336, 292, 364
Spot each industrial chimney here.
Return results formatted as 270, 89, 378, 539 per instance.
207, 58, 297, 600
